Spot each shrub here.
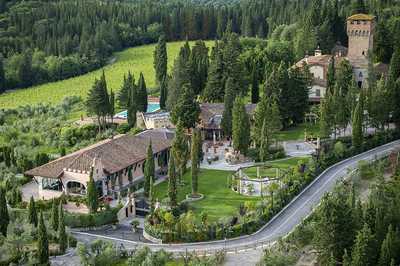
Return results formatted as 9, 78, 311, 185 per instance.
65, 208, 118, 228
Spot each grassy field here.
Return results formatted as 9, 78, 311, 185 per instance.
153, 169, 260, 221
276, 123, 320, 141
0, 41, 213, 109
243, 157, 307, 179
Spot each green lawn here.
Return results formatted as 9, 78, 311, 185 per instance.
243, 157, 306, 179
276, 123, 320, 141
154, 169, 259, 222
0, 41, 213, 109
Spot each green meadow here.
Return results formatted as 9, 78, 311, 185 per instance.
0, 41, 213, 109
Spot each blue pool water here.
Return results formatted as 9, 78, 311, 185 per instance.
114, 103, 160, 119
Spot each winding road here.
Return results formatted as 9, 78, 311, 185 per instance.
72, 140, 400, 253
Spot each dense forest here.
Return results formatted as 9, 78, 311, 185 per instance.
1, 0, 400, 93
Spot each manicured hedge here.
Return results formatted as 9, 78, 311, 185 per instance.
65, 208, 118, 228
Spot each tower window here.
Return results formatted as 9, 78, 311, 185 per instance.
359, 72, 363, 78
362, 51, 365, 56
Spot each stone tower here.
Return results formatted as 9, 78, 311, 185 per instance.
346, 14, 375, 88
347, 14, 375, 61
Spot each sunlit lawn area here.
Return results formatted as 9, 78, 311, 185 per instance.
243, 157, 307, 179
0, 41, 213, 110
153, 157, 307, 222
276, 123, 320, 141
153, 169, 259, 222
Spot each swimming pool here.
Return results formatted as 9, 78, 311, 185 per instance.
114, 102, 160, 119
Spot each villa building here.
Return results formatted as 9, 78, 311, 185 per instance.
138, 111, 173, 129
199, 103, 257, 140
25, 129, 174, 200
295, 13, 387, 103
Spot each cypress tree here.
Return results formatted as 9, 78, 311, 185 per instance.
127, 73, 137, 128
172, 121, 189, 183
109, 89, 115, 122
58, 202, 67, 254
351, 223, 376, 266
137, 72, 148, 113
191, 129, 200, 196
388, 49, 400, 129
154, 35, 168, 87
232, 97, 250, 155
221, 77, 237, 136
352, 93, 363, 152
170, 85, 200, 129
37, 212, 49, 265
159, 76, 168, 110
28, 195, 38, 227
118, 72, 135, 109
250, 64, 259, 104
327, 56, 335, 93
0, 55, 5, 94
86, 167, 98, 213
0, 187, 9, 236
378, 225, 399, 266
168, 154, 177, 208
203, 41, 224, 102
351, 0, 366, 14
190, 40, 209, 95
50, 199, 59, 231
144, 142, 155, 198
167, 44, 192, 109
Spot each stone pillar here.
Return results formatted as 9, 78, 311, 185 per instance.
257, 167, 260, 178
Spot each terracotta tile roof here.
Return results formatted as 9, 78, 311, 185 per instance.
25, 129, 173, 179
347, 14, 375, 21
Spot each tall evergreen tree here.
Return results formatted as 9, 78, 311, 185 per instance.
327, 56, 335, 93
86, 70, 110, 130
171, 85, 200, 129
352, 93, 363, 152
28, 195, 38, 227
172, 121, 189, 183
0, 55, 5, 94
0, 187, 9, 236
127, 73, 137, 128
37, 212, 49, 265
374, 20, 393, 64
221, 77, 238, 136
58, 202, 67, 254
50, 199, 59, 231
388, 49, 400, 129
167, 42, 191, 110
168, 154, 177, 208
118, 72, 135, 109
137, 72, 148, 113
159, 76, 168, 110
254, 96, 281, 161
203, 41, 224, 102
315, 186, 356, 263
109, 89, 115, 123
190, 40, 209, 95
86, 167, 98, 213
154, 35, 168, 87
250, 64, 260, 104
350, 223, 376, 266
352, 0, 366, 14
378, 225, 400, 266
144, 142, 155, 198
232, 97, 250, 155
191, 129, 200, 196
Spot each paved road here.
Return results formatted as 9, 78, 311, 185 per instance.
73, 140, 400, 253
